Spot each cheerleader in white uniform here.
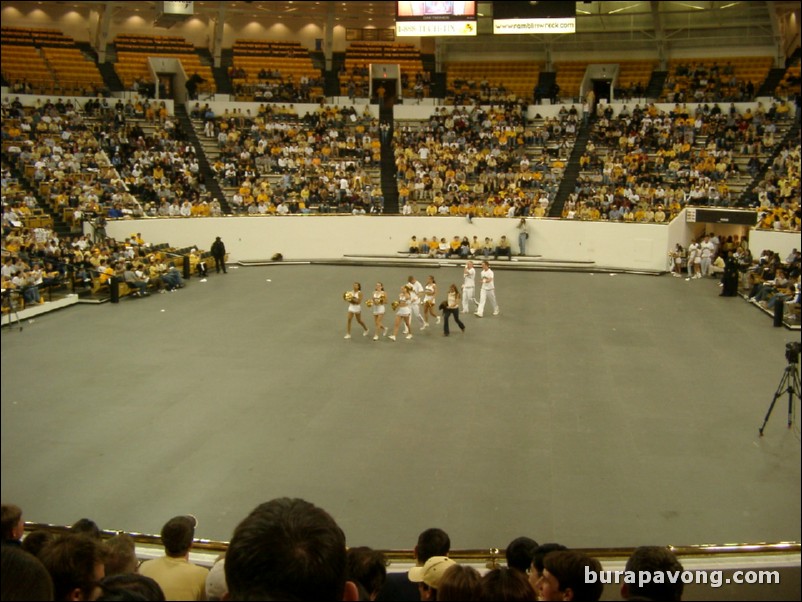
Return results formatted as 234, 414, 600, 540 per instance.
389, 285, 414, 341
371, 282, 388, 340
421, 274, 441, 329
345, 282, 369, 339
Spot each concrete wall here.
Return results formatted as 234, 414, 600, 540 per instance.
105, 214, 671, 271
103, 213, 797, 272
750, 229, 801, 261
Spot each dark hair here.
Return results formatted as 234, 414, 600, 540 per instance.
543, 550, 603, 602
417, 528, 451, 563
225, 497, 348, 601
1, 504, 23, 541
104, 534, 138, 576
39, 534, 106, 602
22, 529, 56, 557
530, 543, 567, 576
97, 573, 166, 601
505, 537, 539, 574
478, 567, 536, 601
346, 547, 387, 599
437, 564, 481, 602
71, 518, 102, 540
0, 545, 54, 601
160, 516, 195, 557
624, 546, 684, 601
21, 530, 56, 558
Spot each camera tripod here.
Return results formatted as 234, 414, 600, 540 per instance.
759, 361, 800, 436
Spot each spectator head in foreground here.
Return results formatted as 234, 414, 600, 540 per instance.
408, 556, 457, 601
621, 546, 684, 602
538, 550, 603, 602
225, 497, 358, 601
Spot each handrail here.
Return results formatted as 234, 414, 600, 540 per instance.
23, 523, 800, 565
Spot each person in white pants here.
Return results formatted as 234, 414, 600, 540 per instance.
404, 276, 425, 333
462, 260, 478, 313
475, 261, 499, 317
700, 235, 715, 277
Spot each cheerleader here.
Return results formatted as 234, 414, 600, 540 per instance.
370, 282, 388, 340
669, 243, 685, 277
686, 241, 702, 280
421, 274, 441, 329
345, 282, 369, 339
388, 285, 414, 341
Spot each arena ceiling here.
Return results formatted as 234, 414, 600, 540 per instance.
2, 1, 792, 29
1, 1, 799, 53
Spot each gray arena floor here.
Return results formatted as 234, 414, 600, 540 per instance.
2, 264, 800, 551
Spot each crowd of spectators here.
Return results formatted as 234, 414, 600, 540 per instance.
405, 233, 516, 260
0, 224, 190, 308
3, 90, 798, 226
663, 61, 759, 104
446, 76, 526, 107
752, 113, 801, 232
393, 103, 573, 218
563, 100, 799, 222
3, 500, 692, 602
195, 102, 385, 214
230, 66, 326, 104
1, 89, 798, 283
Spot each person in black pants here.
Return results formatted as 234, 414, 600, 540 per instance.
211, 237, 227, 274
442, 284, 466, 337
720, 250, 739, 297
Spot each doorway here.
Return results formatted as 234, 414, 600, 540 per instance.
592, 78, 612, 104
373, 78, 397, 108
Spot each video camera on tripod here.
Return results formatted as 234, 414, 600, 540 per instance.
759, 342, 801, 436
785, 342, 800, 365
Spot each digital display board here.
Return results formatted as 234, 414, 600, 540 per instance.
492, 1, 576, 35
396, 1, 478, 37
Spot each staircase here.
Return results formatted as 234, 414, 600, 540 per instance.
310, 50, 326, 71
173, 104, 232, 214
97, 61, 125, 93
210, 48, 234, 96
76, 41, 124, 92
420, 53, 444, 98
429, 72, 447, 99
327, 52, 346, 97
736, 111, 801, 206
324, 69, 340, 98
644, 71, 668, 100
378, 104, 399, 214
535, 71, 556, 104
3, 153, 73, 237
756, 68, 787, 98
547, 117, 593, 218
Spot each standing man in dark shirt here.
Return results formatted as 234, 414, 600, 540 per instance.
211, 236, 227, 274
377, 528, 451, 601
